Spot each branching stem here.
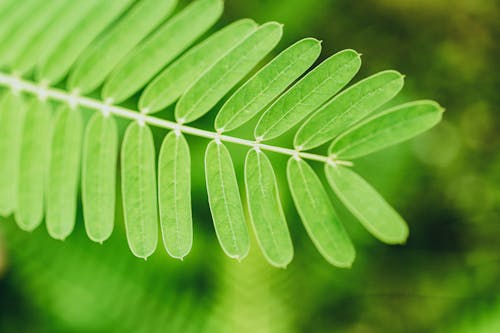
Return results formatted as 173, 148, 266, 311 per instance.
0, 72, 353, 166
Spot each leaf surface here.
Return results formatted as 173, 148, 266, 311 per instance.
175, 21, 283, 123
287, 158, 355, 267
325, 165, 409, 244
254, 49, 361, 141
82, 113, 118, 243
295, 70, 404, 150
158, 132, 192, 259
245, 149, 293, 267
121, 122, 158, 259
215, 38, 321, 132
205, 140, 249, 259
329, 100, 444, 159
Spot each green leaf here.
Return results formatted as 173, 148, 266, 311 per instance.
295, 70, 405, 150
329, 100, 444, 159
15, 98, 50, 231
82, 113, 118, 243
12, 1, 100, 75
205, 140, 249, 259
325, 164, 409, 244
244, 149, 293, 268
0, 0, 42, 46
139, 19, 257, 113
287, 158, 355, 267
46, 105, 83, 240
69, 0, 177, 94
0, 92, 25, 216
158, 131, 192, 259
254, 49, 362, 141
175, 21, 283, 124
215, 38, 321, 132
121, 122, 159, 259
103, 0, 223, 103
38, 0, 133, 85
0, 0, 66, 67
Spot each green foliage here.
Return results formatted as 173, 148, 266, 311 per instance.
0, 0, 442, 268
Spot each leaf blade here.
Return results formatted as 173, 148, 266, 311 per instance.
295, 70, 405, 150
325, 165, 409, 244
121, 123, 159, 259
175, 21, 283, 124
205, 140, 250, 259
287, 158, 355, 267
215, 37, 321, 132
254, 49, 362, 141
244, 149, 293, 267
158, 132, 192, 259
82, 113, 118, 243
329, 100, 444, 159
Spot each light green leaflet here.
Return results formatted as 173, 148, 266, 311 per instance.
215, 38, 321, 133
12, 1, 99, 75
158, 132, 192, 259
325, 165, 409, 244
205, 140, 249, 259
244, 149, 293, 268
287, 158, 355, 267
295, 70, 405, 150
46, 105, 83, 240
121, 123, 159, 259
329, 100, 444, 159
0, 0, 40, 45
139, 19, 257, 113
0, 0, 65, 67
0, 92, 25, 216
254, 49, 362, 141
38, 0, 133, 85
175, 21, 283, 124
103, 0, 223, 104
15, 98, 50, 231
82, 113, 118, 243
69, 0, 177, 94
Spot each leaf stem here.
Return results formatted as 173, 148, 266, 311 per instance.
0, 72, 351, 165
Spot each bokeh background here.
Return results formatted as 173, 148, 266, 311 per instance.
1, 0, 499, 332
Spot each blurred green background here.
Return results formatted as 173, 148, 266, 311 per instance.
1, 0, 499, 332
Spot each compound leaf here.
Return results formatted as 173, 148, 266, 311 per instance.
325, 164, 409, 244
121, 122, 159, 259
158, 131, 192, 259
175, 21, 283, 124
215, 37, 321, 133
295, 70, 404, 150
245, 149, 293, 268
205, 140, 249, 260
82, 113, 118, 243
287, 158, 355, 267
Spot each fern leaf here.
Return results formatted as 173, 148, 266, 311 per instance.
103, 0, 223, 104
205, 140, 250, 260
295, 70, 404, 150
175, 21, 283, 124
245, 149, 293, 268
325, 164, 409, 244
254, 49, 361, 141
158, 131, 193, 259
46, 105, 83, 240
139, 19, 258, 114
15, 98, 50, 231
38, 0, 133, 85
214, 38, 321, 133
68, 0, 177, 94
82, 113, 119, 243
0, 92, 25, 216
287, 158, 355, 267
329, 100, 444, 159
121, 123, 159, 259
